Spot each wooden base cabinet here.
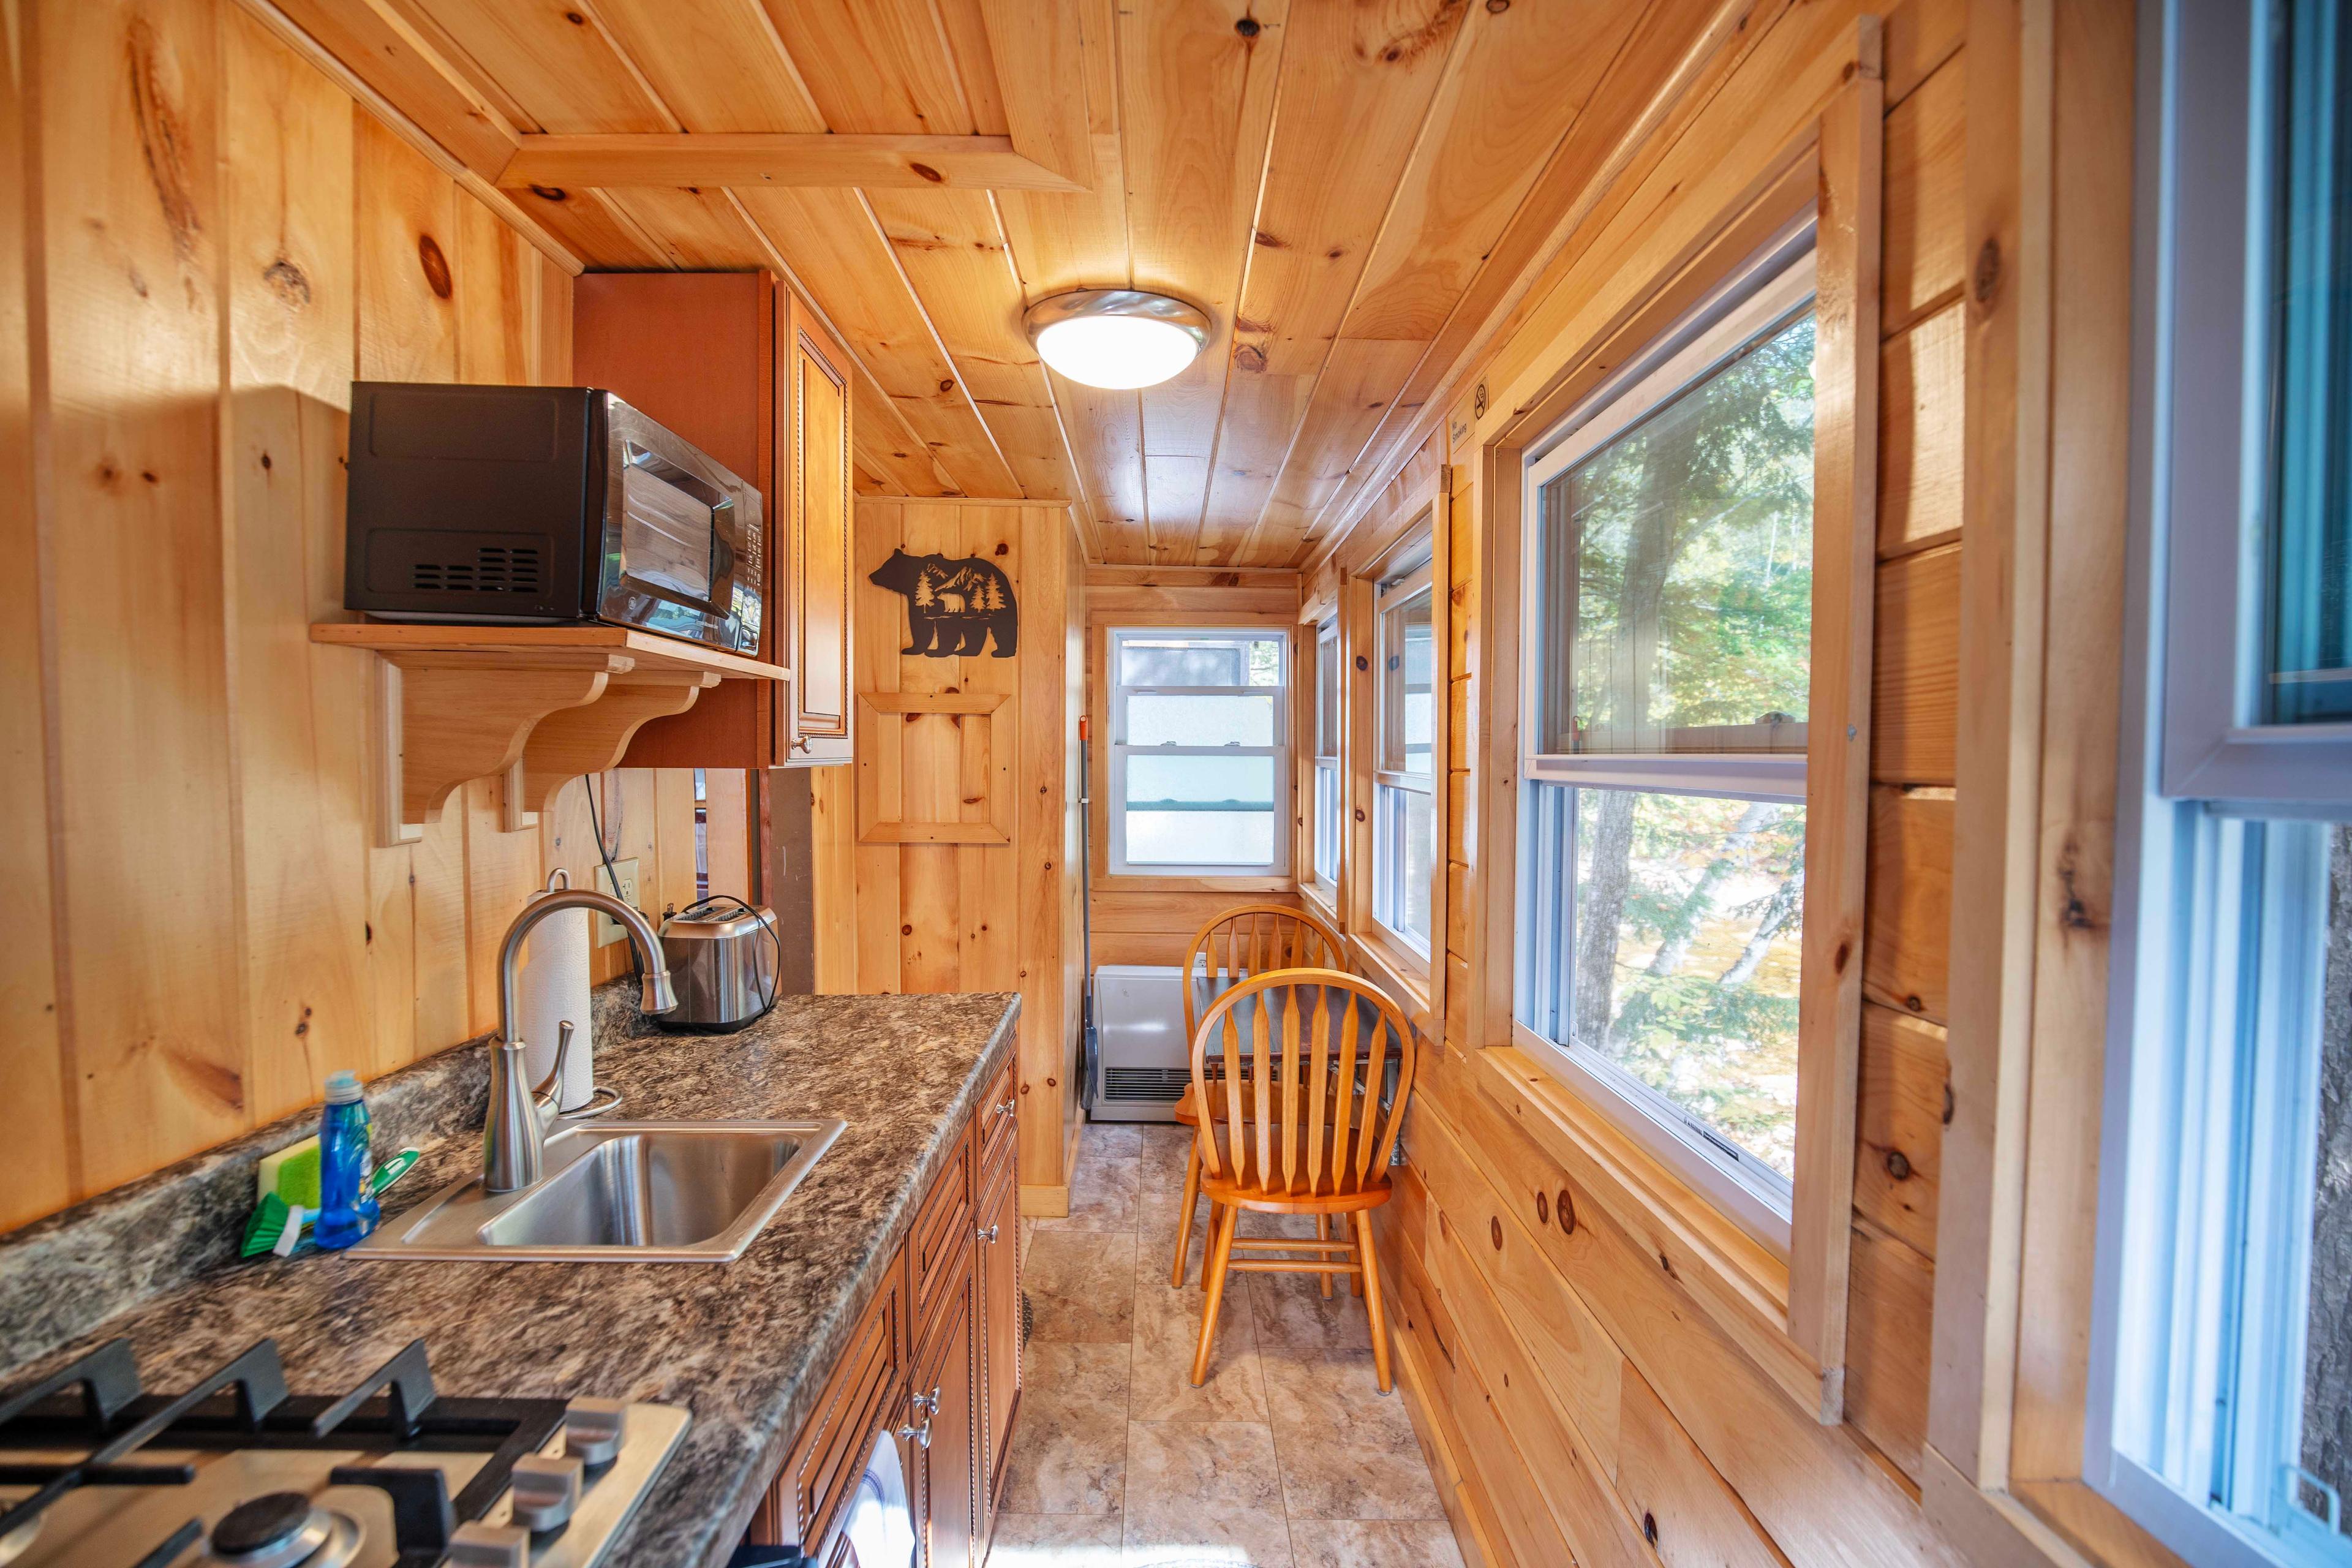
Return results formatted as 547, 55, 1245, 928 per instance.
750, 1078, 1018, 1567
910, 1271, 979, 1568
976, 1152, 1021, 1522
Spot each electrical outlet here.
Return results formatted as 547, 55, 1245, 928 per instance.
592, 858, 641, 947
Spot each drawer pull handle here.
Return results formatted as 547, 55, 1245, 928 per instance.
993, 1097, 1017, 1120
976, 1223, 1000, 1244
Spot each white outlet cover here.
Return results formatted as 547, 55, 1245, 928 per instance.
594, 859, 641, 946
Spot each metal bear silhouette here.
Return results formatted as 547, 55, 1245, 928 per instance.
868, 548, 1020, 658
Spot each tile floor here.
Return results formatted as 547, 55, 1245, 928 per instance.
988, 1120, 1465, 1568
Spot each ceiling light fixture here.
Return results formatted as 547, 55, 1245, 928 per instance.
1024, 290, 1211, 390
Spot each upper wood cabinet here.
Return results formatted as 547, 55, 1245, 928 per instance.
780, 298, 854, 766
573, 271, 853, 771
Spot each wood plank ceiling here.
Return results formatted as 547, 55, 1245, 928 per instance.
262, 0, 1730, 565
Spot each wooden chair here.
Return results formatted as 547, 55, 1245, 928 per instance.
1169, 903, 1348, 1287
1185, 969, 1416, 1392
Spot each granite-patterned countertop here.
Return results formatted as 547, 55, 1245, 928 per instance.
0, 990, 1020, 1568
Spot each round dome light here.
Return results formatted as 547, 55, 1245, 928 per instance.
1025, 290, 1211, 390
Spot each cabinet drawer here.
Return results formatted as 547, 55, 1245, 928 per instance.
760, 1262, 905, 1553
975, 1060, 1017, 1177
908, 1130, 974, 1337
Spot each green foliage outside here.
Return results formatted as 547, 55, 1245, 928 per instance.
1540, 308, 1817, 1177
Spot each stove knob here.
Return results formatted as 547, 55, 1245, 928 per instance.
564, 1397, 628, 1467
509, 1453, 584, 1531
446, 1521, 530, 1567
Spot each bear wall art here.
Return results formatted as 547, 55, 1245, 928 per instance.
867, 548, 1020, 658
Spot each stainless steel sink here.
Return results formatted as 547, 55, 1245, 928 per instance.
352, 1118, 845, 1263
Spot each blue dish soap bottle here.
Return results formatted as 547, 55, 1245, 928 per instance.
314, 1070, 380, 1251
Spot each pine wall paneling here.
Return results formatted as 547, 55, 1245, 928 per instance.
1351, 2, 1972, 1562
0, 0, 705, 1233
809, 499, 1084, 1210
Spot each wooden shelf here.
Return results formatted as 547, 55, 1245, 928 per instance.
309, 621, 791, 680
310, 621, 789, 846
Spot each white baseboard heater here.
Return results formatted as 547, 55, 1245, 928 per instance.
1090, 965, 1188, 1122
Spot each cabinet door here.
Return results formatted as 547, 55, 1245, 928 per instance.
780, 295, 854, 766
750, 1257, 905, 1553
976, 1155, 1022, 1522
909, 1268, 978, 1568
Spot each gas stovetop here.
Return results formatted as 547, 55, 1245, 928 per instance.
0, 1336, 687, 1568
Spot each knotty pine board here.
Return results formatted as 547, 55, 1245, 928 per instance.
1, 0, 698, 1229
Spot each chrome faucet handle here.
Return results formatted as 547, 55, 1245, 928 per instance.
486, 887, 672, 1193
532, 1022, 577, 1115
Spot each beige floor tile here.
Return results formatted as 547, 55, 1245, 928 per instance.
988, 1120, 1462, 1568
1039, 1147, 1142, 1232
987, 1512, 1126, 1566
1028, 1230, 1140, 1343
1248, 1264, 1374, 1351
1121, 1421, 1293, 1567
1128, 1261, 1265, 1422
1083, 1121, 1145, 1158
1283, 1519, 1467, 1568
1261, 1348, 1447, 1522
1001, 1343, 1132, 1515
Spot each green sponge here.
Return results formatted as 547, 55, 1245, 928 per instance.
257, 1136, 321, 1209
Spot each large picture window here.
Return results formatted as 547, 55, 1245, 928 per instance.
2094, 2, 2352, 1562
1373, 562, 1435, 955
1514, 242, 1817, 1242
1106, 628, 1289, 876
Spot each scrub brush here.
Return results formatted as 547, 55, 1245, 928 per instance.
241, 1148, 420, 1259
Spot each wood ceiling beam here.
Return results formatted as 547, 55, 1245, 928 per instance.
493, 134, 1088, 192
262, 0, 521, 173
978, 0, 1095, 190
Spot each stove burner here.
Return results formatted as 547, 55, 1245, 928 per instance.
209, 1492, 319, 1557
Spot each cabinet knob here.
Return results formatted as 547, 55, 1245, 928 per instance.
993, 1097, 1017, 1120
976, 1223, 1000, 1244
896, 1385, 940, 1450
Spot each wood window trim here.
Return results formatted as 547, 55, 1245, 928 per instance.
1085, 617, 1300, 895
1460, 60, 1882, 1425
1915, 4, 2185, 1566
1295, 594, 1343, 916
1345, 478, 1452, 1017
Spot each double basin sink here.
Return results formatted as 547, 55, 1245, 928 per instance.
355, 1118, 847, 1263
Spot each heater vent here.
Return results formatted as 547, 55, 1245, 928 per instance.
1103, 1066, 1189, 1102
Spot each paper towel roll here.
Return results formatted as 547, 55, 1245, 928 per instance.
519, 903, 595, 1112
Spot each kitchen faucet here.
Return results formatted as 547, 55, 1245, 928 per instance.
484, 888, 678, 1192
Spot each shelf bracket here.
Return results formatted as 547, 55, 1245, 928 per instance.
511, 671, 720, 821
368, 654, 619, 848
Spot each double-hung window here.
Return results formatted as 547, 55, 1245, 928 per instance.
1107, 628, 1289, 876
1313, 617, 1342, 888
2091, 2, 2352, 1562
1513, 239, 1817, 1246
1373, 562, 1436, 954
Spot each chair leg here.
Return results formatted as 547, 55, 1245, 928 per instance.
1197, 1202, 1219, 1290
1191, 1204, 1240, 1387
1316, 1214, 1335, 1298
1355, 1211, 1392, 1394
1170, 1139, 1203, 1286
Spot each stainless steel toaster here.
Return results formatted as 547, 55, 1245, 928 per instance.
658, 901, 780, 1029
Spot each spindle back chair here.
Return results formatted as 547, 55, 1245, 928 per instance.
1167, 902, 1348, 1286
1184, 969, 1416, 1390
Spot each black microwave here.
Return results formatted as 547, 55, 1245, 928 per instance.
343, 383, 764, 657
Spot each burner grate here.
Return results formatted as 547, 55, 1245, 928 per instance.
0, 1336, 568, 1567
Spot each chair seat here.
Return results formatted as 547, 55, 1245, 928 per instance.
1199, 1148, 1393, 1214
